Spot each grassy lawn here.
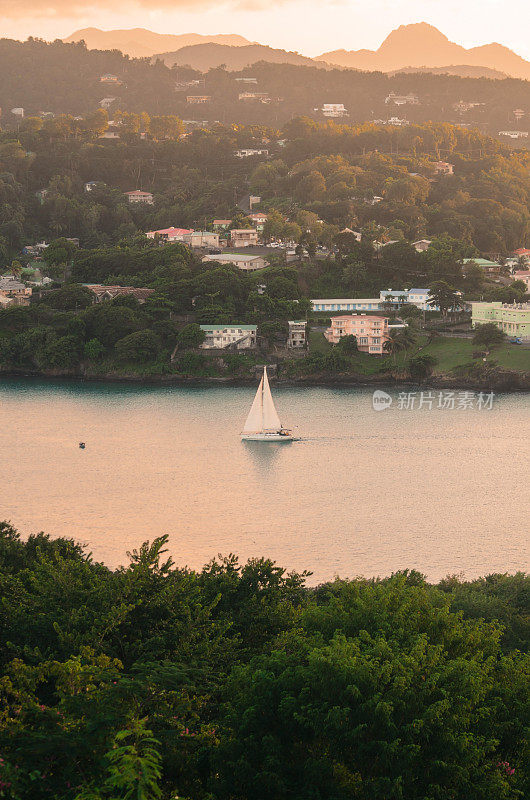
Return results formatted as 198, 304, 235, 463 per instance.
308, 330, 530, 375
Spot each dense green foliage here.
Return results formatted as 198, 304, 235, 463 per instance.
2, 39, 530, 135
0, 523, 527, 799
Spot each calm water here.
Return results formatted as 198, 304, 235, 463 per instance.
1, 379, 528, 583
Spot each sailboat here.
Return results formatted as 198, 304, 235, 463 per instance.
241, 366, 295, 441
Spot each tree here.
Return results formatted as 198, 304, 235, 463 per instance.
407, 354, 437, 382
428, 281, 462, 317
84, 338, 105, 360
383, 327, 417, 363
176, 323, 206, 350
473, 323, 506, 350
115, 330, 160, 362
335, 334, 358, 354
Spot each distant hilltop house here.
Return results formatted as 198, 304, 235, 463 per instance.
499, 130, 529, 139
471, 301, 530, 341
385, 92, 420, 106
199, 324, 257, 350
453, 100, 484, 113
183, 231, 220, 248
321, 103, 348, 118
433, 161, 454, 175
83, 285, 155, 304
212, 219, 232, 231
146, 227, 193, 242
238, 92, 270, 103
0, 277, 32, 307
202, 253, 268, 272
230, 229, 258, 247
99, 122, 121, 139
11, 107, 24, 117
248, 212, 268, 231
124, 190, 154, 204
513, 108, 526, 120
412, 239, 432, 252
186, 95, 211, 104
462, 257, 502, 275
84, 181, 106, 192
100, 74, 121, 84
174, 79, 205, 91
512, 247, 530, 265
235, 148, 269, 158
99, 97, 116, 110
235, 77, 258, 84
380, 117, 409, 126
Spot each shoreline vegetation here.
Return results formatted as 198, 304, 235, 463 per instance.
0, 523, 528, 799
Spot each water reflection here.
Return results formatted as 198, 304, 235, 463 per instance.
242, 440, 286, 476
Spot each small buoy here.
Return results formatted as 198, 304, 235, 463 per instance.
79, 442, 86, 449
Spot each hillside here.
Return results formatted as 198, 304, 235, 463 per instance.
317, 22, 530, 80
153, 42, 320, 71
64, 27, 251, 58
392, 65, 507, 79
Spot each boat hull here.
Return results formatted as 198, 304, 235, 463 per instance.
241, 433, 296, 442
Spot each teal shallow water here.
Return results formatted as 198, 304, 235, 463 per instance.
1, 379, 528, 583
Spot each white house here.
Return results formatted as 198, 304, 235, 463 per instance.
125, 190, 154, 204
321, 103, 348, 118
183, 231, 220, 248
200, 324, 257, 349
235, 149, 269, 158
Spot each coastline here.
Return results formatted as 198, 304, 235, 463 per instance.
1, 366, 529, 392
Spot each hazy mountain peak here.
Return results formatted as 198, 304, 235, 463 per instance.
63, 28, 252, 58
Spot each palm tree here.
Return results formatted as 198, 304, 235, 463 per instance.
383, 327, 417, 364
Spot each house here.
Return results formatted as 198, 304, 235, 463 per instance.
186, 96, 211, 104
84, 181, 105, 192
312, 298, 382, 313
83, 285, 155, 304
235, 77, 258, 84
145, 227, 193, 241
471, 302, 530, 340
248, 212, 268, 231
433, 161, 454, 175
287, 320, 307, 349
499, 130, 529, 139
202, 253, 268, 272
199, 324, 257, 349
230, 229, 258, 247
325, 315, 391, 355
238, 92, 270, 103
385, 93, 419, 106
100, 74, 120, 83
11, 107, 24, 117
35, 189, 48, 204
183, 231, 220, 248
235, 149, 269, 158
175, 79, 205, 91
212, 219, 232, 231
124, 190, 154, 204
453, 100, 484, 113
0, 277, 32, 306
412, 239, 432, 252
312, 289, 439, 314
513, 270, 530, 290
512, 248, 530, 265
99, 97, 116, 110
384, 117, 409, 126
462, 257, 502, 276
321, 103, 348, 118
99, 124, 121, 139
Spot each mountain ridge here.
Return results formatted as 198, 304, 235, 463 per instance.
316, 22, 530, 80
63, 28, 252, 58
153, 42, 320, 71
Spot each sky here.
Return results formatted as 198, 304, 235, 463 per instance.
2, 0, 530, 60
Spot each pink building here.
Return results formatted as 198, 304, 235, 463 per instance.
146, 227, 193, 241
325, 315, 390, 355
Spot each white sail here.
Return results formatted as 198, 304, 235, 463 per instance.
262, 367, 282, 431
242, 375, 264, 434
